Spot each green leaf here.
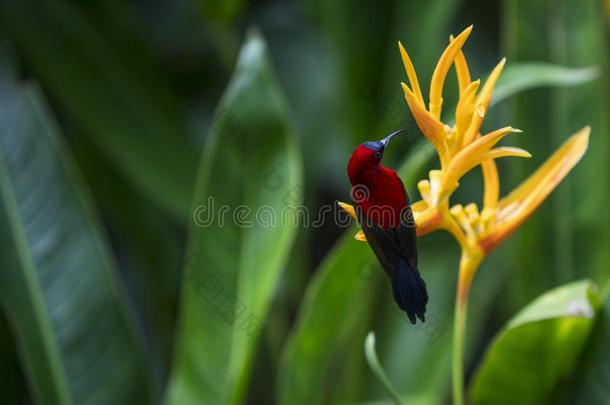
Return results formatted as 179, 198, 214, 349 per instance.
558, 288, 610, 403
364, 332, 405, 405
165, 31, 303, 405
0, 1, 198, 220
276, 230, 379, 405
0, 80, 152, 403
70, 134, 184, 383
492, 63, 599, 106
470, 280, 601, 405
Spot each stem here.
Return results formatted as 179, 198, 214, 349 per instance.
452, 252, 482, 405
364, 332, 405, 405
452, 285, 468, 405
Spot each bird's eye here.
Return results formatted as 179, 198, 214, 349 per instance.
375, 151, 383, 159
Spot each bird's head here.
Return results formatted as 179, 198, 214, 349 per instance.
347, 129, 406, 182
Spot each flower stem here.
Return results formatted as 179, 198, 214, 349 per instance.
452, 286, 468, 405
452, 252, 482, 405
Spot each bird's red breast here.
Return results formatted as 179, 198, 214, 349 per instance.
347, 145, 407, 228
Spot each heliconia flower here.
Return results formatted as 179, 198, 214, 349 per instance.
338, 26, 589, 405
474, 127, 590, 254
338, 25, 590, 274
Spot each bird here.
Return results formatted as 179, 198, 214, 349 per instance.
347, 129, 428, 324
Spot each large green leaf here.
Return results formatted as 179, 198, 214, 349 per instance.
165, 31, 303, 405
275, 60, 599, 404
558, 289, 610, 403
492, 63, 599, 106
0, 80, 152, 403
470, 280, 601, 405
0, 0, 198, 220
276, 228, 379, 405
70, 134, 184, 385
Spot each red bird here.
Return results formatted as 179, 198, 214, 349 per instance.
347, 129, 427, 324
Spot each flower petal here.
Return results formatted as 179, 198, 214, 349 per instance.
461, 104, 486, 147
429, 25, 473, 119
479, 146, 532, 161
411, 199, 428, 214
481, 159, 500, 210
450, 34, 472, 95
462, 58, 506, 146
338, 202, 367, 241
480, 127, 590, 253
477, 57, 506, 110
338, 201, 357, 219
398, 41, 424, 105
402, 83, 449, 166
412, 202, 443, 237
355, 230, 367, 242
443, 126, 521, 190
455, 80, 480, 138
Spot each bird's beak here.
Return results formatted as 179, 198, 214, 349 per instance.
380, 128, 407, 147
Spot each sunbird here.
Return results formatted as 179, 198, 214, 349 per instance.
347, 129, 428, 324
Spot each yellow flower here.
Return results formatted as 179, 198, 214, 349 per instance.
339, 26, 589, 405
340, 26, 589, 277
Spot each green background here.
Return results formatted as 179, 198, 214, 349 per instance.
0, 0, 608, 404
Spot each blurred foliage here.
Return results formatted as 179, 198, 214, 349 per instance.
0, 71, 152, 404
502, 0, 610, 307
165, 31, 303, 405
0, 1, 198, 220
0, 0, 608, 404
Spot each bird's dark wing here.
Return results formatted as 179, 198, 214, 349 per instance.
358, 213, 398, 276
358, 206, 427, 324
396, 204, 418, 267
357, 205, 418, 274
392, 255, 427, 324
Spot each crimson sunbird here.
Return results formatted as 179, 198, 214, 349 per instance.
347, 129, 428, 324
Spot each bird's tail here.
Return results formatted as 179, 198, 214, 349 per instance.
392, 256, 428, 324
